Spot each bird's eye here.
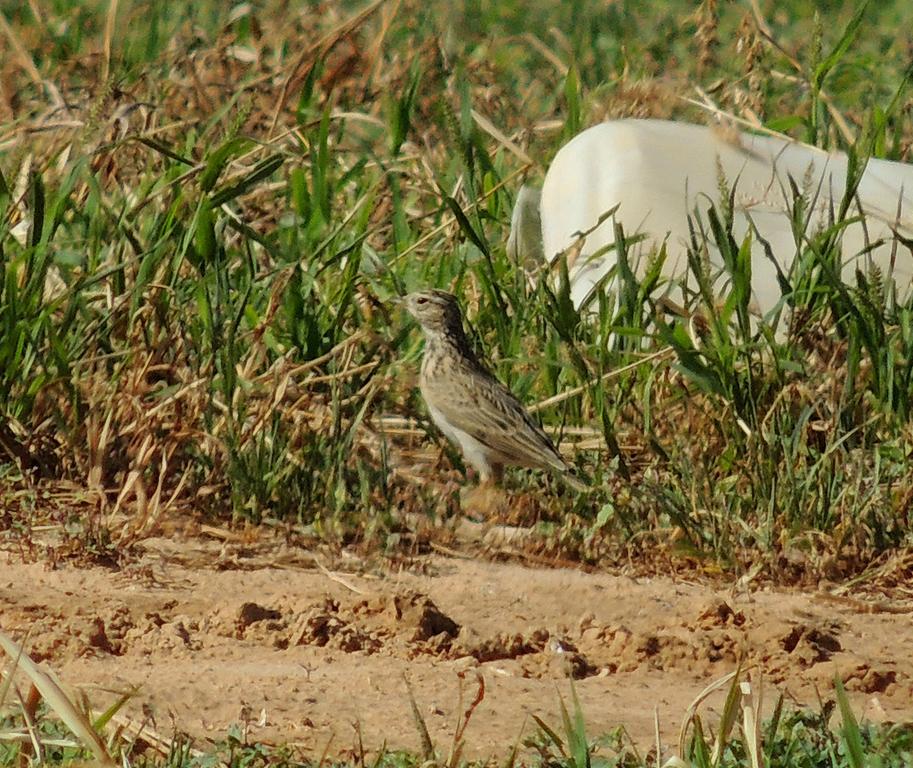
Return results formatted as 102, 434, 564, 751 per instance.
416, 297, 428, 305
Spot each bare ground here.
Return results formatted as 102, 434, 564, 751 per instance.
2, 529, 912, 761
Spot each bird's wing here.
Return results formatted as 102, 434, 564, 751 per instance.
421, 371, 569, 473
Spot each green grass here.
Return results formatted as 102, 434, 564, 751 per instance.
2, 0, 913, 571
5, 3, 913, 764
2, 4, 913, 762
1, 667, 911, 767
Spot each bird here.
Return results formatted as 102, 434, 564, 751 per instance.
402, 289, 587, 492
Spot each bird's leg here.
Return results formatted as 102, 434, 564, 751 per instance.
462, 462, 507, 521
474, 460, 503, 486
472, 457, 498, 487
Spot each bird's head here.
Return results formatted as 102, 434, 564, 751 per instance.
402, 289, 464, 337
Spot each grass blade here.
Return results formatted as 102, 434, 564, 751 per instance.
0, 630, 116, 767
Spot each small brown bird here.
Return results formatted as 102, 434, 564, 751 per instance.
402, 289, 586, 492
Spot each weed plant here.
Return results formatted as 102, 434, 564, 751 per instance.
0, 0, 912, 579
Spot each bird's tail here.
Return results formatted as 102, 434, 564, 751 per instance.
561, 469, 590, 494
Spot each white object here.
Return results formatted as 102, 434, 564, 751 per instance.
506, 184, 542, 266
514, 119, 913, 320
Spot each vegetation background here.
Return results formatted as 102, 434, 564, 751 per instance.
1, 0, 913, 764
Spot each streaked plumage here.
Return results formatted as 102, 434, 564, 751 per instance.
403, 289, 586, 492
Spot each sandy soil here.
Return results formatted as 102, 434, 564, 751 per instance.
2, 531, 911, 761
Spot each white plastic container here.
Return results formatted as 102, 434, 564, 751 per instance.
515, 119, 913, 319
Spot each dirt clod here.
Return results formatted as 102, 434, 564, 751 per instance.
781, 624, 842, 666
238, 602, 282, 628
390, 592, 460, 641
2, 553, 912, 759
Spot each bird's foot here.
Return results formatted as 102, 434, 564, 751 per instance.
459, 482, 509, 522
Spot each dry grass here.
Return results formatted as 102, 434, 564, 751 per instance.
4, 4, 913, 764
0, 0, 911, 586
